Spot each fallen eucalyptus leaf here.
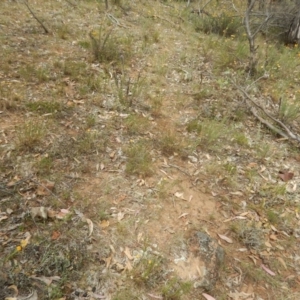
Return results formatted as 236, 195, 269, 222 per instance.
218, 234, 233, 243
202, 293, 216, 300
261, 264, 276, 276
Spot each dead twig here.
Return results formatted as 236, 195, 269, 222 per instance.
168, 163, 190, 177
233, 82, 300, 143
0, 175, 33, 196
148, 14, 177, 27
23, 0, 49, 34
106, 13, 128, 28
30, 178, 64, 204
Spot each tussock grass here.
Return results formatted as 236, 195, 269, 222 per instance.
16, 120, 47, 151
124, 114, 150, 135
125, 141, 153, 176
230, 221, 264, 250
130, 255, 165, 288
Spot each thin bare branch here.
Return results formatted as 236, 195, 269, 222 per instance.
233, 81, 300, 143
23, 0, 49, 34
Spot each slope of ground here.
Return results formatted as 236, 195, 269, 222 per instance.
1, 0, 300, 299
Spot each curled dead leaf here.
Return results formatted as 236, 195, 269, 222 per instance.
51, 231, 61, 240
99, 220, 109, 228
30, 207, 48, 219
278, 170, 294, 182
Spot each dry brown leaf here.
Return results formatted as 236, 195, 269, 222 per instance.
36, 181, 55, 196
7, 285, 18, 297
30, 207, 48, 219
277, 257, 287, 270
174, 192, 185, 200
0, 216, 8, 222
265, 241, 272, 248
47, 209, 56, 219
51, 231, 61, 240
247, 162, 257, 169
218, 234, 233, 243
105, 255, 113, 268
137, 232, 143, 243
56, 209, 70, 220
86, 218, 94, 237
278, 170, 294, 182
276, 245, 285, 250
178, 212, 189, 219
45, 180, 55, 190
239, 212, 249, 217
228, 291, 254, 300
7, 176, 20, 187
249, 255, 257, 265
99, 220, 109, 228
117, 211, 125, 221
237, 248, 248, 252
270, 225, 278, 232
19, 290, 38, 300
124, 247, 133, 260
30, 275, 60, 286
147, 293, 163, 299
125, 259, 133, 271
116, 195, 126, 202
